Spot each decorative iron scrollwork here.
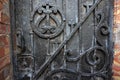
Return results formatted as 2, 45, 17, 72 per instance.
11, 0, 113, 80
32, 1, 112, 80
45, 69, 78, 80
16, 28, 34, 80
31, 3, 65, 39
85, 46, 109, 71
16, 28, 25, 54
99, 22, 109, 36
17, 54, 33, 80
65, 49, 80, 62
95, 9, 110, 46
83, 1, 93, 13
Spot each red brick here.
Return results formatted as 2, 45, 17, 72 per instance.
0, 47, 5, 58
6, 25, 10, 34
113, 0, 120, 80
0, 24, 7, 34
0, 0, 11, 80
0, 64, 10, 80
0, 3, 3, 10
0, 71, 5, 80
4, 46, 10, 55
0, 35, 9, 46
1, 14, 9, 24
0, 55, 10, 71
0, 47, 10, 59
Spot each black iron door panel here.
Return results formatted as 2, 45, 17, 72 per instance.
10, 0, 113, 80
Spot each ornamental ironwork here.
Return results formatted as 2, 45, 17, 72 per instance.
10, 0, 113, 80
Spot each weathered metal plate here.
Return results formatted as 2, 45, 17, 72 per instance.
9, 0, 114, 80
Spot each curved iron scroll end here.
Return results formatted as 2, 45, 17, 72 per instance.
45, 69, 78, 80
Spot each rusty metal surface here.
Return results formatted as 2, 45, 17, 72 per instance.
9, 0, 114, 80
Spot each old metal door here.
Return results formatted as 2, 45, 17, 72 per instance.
10, 0, 114, 80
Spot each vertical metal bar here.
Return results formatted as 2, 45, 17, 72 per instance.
63, 0, 67, 68
107, 0, 114, 79
9, 0, 16, 80
93, 0, 97, 78
47, 38, 50, 56
30, 30, 34, 80
78, 0, 82, 79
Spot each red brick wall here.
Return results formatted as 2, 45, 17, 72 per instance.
113, 0, 120, 80
0, 0, 11, 80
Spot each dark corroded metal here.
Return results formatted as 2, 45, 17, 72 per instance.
9, 0, 114, 80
